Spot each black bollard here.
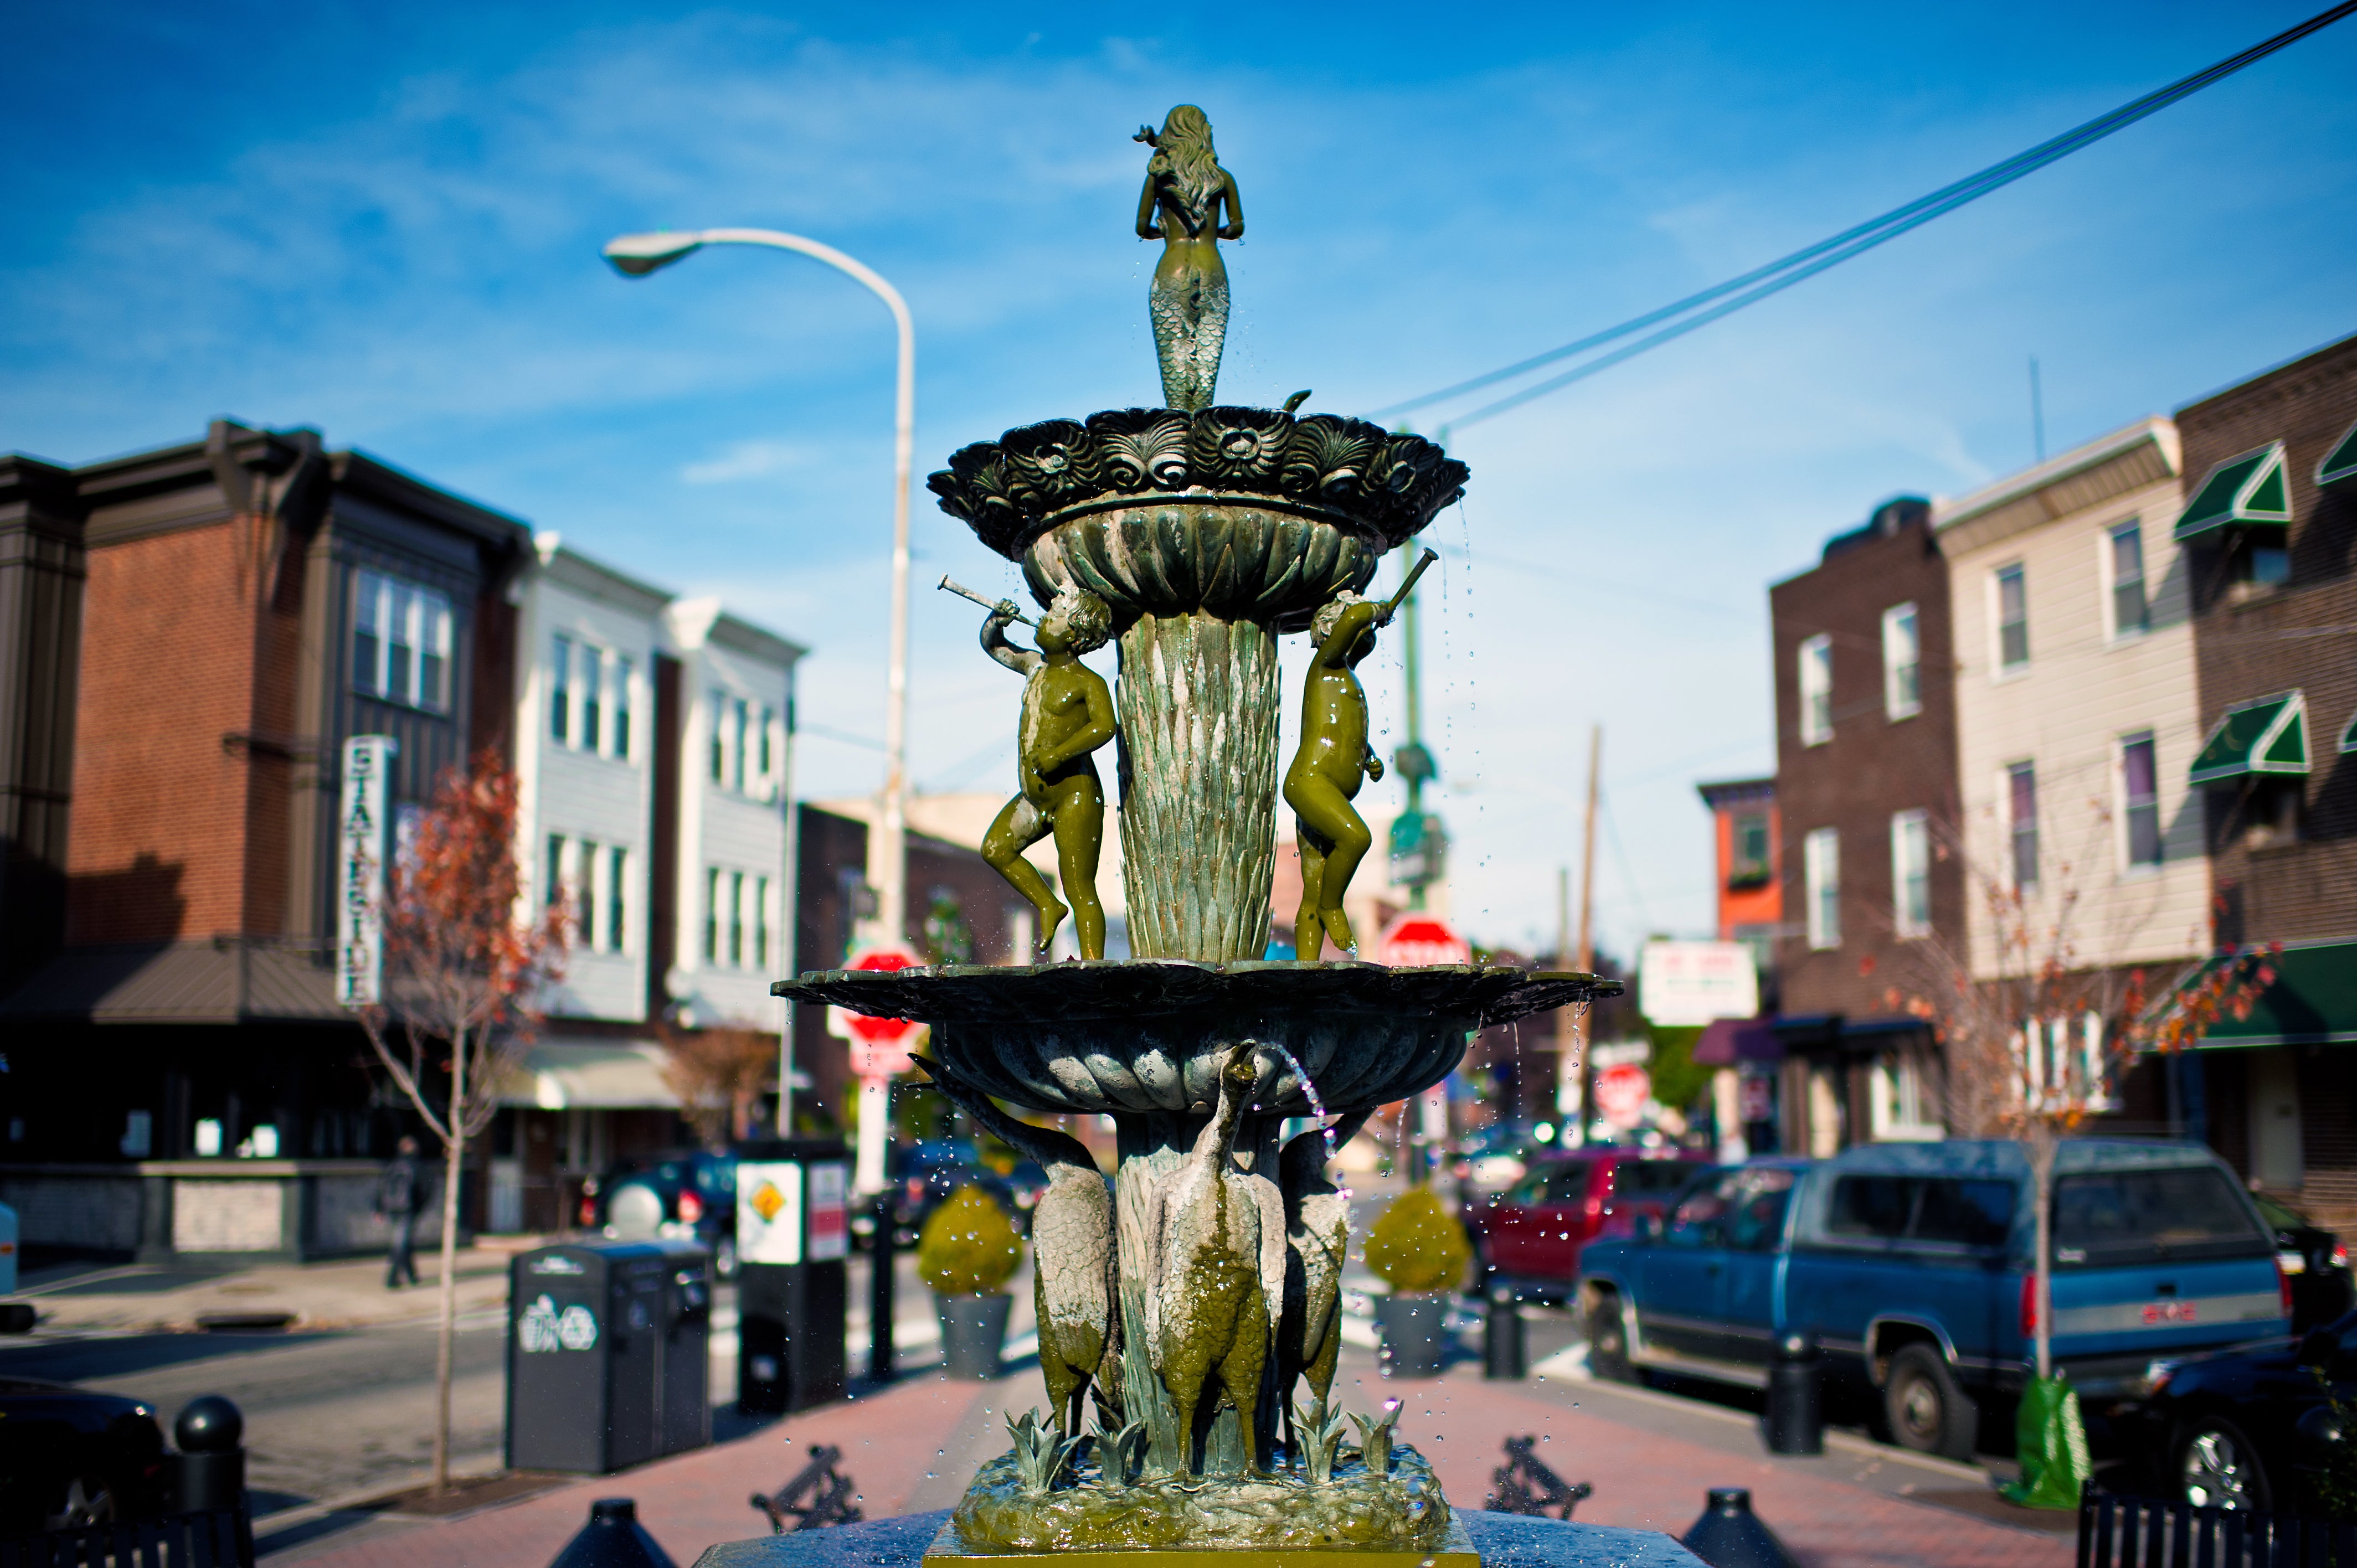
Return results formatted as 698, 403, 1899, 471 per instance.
868, 1192, 896, 1384
1763, 1332, 1823, 1455
1681, 1487, 1800, 1568
549, 1499, 678, 1568
1483, 1286, 1526, 1379
170, 1396, 246, 1514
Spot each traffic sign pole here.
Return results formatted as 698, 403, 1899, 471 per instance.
827, 947, 924, 1194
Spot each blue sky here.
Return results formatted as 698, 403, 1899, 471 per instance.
8, 2, 2354, 963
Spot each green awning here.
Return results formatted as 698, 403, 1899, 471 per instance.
2189, 690, 2308, 785
2343, 706, 2357, 757
2319, 419, 2357, 488
2175, 441, 2292, 541
2164, 940, 2357, 1050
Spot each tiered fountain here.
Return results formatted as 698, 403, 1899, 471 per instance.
763, 106, 1621, 1568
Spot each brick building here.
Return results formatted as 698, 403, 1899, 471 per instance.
1764, 497, 1962, 1153
2168, 332, 2357, 1225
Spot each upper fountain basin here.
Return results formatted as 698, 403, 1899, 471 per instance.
774, 960, 1618, 1118
928, 408, 1466, 631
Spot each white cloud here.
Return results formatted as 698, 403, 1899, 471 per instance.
680, 438, 805, 484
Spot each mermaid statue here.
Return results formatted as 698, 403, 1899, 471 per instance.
1134, 105, 1243, 411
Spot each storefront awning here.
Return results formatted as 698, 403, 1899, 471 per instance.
2175, 441, 2291, 542
2319, 419, 2357, 488
2163, 940, 2357, 1050
497, 1039, 680, 1110
1695, 1017, 1782, 1065
2189, 690, 2308, 785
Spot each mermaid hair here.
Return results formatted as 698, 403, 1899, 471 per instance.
1311, 591, 1366, 644
1149, 105, 1224, 226
1050, 583, 1112, 653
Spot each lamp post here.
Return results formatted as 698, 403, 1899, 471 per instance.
603, 229, 916, 966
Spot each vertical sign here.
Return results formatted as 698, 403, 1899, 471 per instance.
805, 1162, 848, 1262
737, 1163, 805, 1265
337, 735, 396, 1007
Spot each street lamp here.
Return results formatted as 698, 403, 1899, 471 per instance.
603, 226, 916, 963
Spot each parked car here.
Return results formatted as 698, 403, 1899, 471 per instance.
1578, 1140, 2292, 1462
2251, 1193, 2353, 1332
1453, 1123, 1542, 1194
866, 1141, 1014, 1248
1465, 1148, 1712, 1300
2124, 1306, 2357, 1512
0, 1380, 167, 1534
583, 1150, 739, 1276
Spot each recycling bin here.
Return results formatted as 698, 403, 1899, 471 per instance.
732, 1138, 850, 1414
506, 1239, 711, 1473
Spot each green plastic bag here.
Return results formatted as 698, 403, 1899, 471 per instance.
2003, 1374, 2090, 1509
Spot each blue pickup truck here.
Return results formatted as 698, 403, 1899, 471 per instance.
1576, 1139, 2291, 1461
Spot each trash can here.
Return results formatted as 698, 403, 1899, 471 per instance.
733, 1138, 850, 1415
507, 1239, 712, 1473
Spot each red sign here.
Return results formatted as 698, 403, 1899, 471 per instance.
1375, 914, 1472, 968
828, 946, 923, 1078
1594, 1064, 1653, 1129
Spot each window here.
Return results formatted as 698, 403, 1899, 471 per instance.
709, 689, 729, 783
577, 839, 601, 949
545, 834, 567, 909
2051, 1168, 2268, 1268
728, 871, 746, 966
2121, 733, 2162, 869
1826, 1176, 2012, 1250
614, 659, 634, 759
2109, 522, 2149, 637
756, 706, 775, 794
753, 875, 771, 968
1798, 635, 1833, 745
353, 570, 454, 712
606, 846, 628, 953
1994, 563, 2029, 672
1730, 812, 1771, 888
1881, 604, 1920, 719
1804, 827, 1840, 949
2007, 761, 2039, 890
582, 651, 603, 754
1874, 1055, 1944, 1140
733, 698, 752, 792
1890, 809, 1931, 938
550, 636, 572, 741
704, 868, 721, 962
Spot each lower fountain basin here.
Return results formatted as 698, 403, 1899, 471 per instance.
774, 961, 1618, 1118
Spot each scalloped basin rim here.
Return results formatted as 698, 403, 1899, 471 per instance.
772, 958, 1621, 1029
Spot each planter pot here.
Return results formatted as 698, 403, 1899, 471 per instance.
1377, 1293, 1451, 1378
935, 1292, 1013, 1380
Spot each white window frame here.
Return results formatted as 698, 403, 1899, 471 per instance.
1798, 635, 1833, 746
2116, 730, 2164, 876
1890, 809, 1931, 939
2101, 519, 2150, 645
2003, 761, 2039, 891
1803, 827, 1840, 950
1881, 604, 1921, 720
550, 636, 573, 743
1991, 562, 2030, 678
354, 568, 454, 713
1869, 1053, 1944, 1141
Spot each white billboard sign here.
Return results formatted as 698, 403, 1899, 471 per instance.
1639, 940, 1759, 1027
337, 736, 396, 1008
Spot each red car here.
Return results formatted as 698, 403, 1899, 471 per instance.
1470, 1151, 1715, 1299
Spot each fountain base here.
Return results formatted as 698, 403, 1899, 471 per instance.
937, 1445, 1464, 1561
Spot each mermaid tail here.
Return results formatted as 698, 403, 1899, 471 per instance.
1151, 269, 1229, 412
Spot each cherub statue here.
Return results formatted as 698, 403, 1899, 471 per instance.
979, 584, 1117, 960
1135, 105, 1243, 412
1283, 591, 1386, 958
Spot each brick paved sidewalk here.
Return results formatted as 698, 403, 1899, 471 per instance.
281, 1350, 2073, 1568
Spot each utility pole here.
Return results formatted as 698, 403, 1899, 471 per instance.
1572, 726, 1601, 1145
1552, 864, 1574, 1131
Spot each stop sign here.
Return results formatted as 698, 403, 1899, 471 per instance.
1375, 914, 1472, 968
1594, 1062, 1653, 1129
827, 946, 924, 1078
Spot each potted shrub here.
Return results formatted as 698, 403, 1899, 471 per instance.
1363, 1187, 1470, 1378
919, 1184, 1024, 1379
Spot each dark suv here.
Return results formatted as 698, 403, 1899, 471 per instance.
1466, 1149, 1713, 1299
583, 1151, 739, 1276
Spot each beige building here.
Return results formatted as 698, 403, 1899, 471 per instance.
1934, 417, 2212, 998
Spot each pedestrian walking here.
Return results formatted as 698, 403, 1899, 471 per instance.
380, 1136, 423, 1289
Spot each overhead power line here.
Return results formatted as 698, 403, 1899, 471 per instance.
1370, 3, 2357, 431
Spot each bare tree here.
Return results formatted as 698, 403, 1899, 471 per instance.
1890, 806, 2275, 1378
358, 752, 567, 1492
658, 1023, 776, 1150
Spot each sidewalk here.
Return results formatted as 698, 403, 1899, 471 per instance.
277, 1343, 2075, 1568
18, 1248, 522, 1335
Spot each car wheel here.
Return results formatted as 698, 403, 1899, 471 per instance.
1884, 1343, 1978, 1462
2177, 1416, 2272, 1512
1586, 1292, 1634, 1383
47, 1474, 116, 1531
